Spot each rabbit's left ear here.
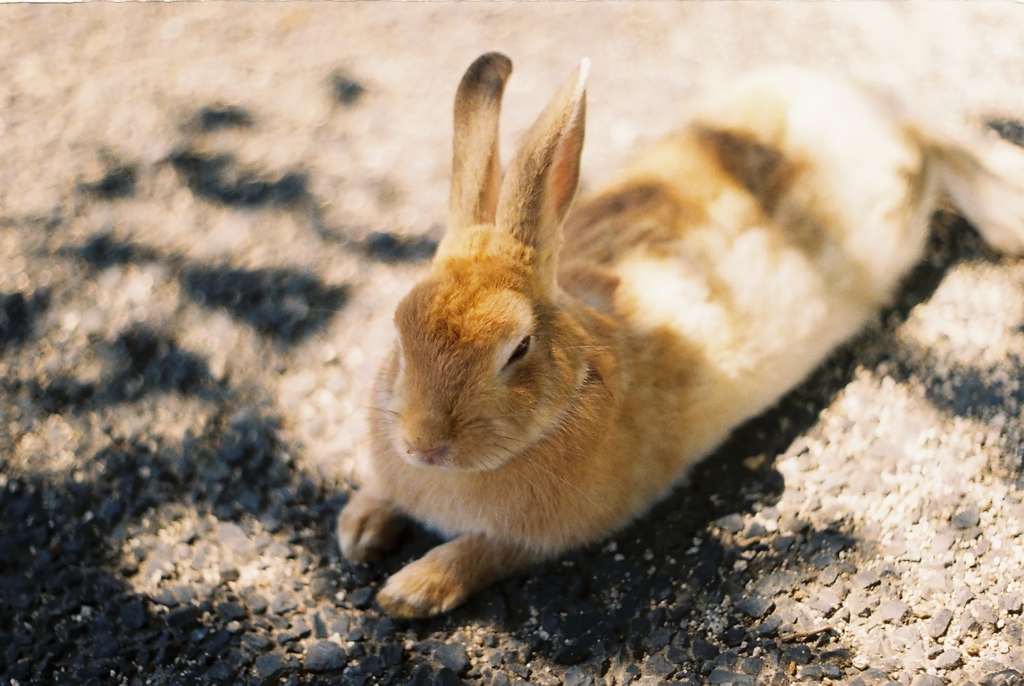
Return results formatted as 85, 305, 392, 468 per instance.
449, 52, 514, 231
497, 59, 589, 294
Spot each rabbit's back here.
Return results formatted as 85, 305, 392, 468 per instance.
561, 67, 937, 451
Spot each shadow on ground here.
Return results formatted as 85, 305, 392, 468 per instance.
3, 103, 1024, 686
77, 233, 351, 345
0, 288, 50, 354
25, 325, 216, 413
2, 337, 349, 684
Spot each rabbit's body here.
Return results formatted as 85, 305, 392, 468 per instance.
338, 58, 1024, 617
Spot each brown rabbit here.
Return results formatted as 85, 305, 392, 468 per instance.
337, 52, 1024, 617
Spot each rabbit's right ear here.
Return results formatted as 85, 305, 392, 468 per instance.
448, 52, 514, 231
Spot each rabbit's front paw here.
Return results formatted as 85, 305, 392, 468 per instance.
376, 534, 535, 618
337, 490, 404, 562
377, 556, 471, 618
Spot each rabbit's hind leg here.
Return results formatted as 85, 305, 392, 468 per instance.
927, 134, 1024, 256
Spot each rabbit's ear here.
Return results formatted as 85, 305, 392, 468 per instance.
497, 58, 589, 293
449, 52, 514, 230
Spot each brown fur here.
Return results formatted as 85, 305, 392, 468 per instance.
337, 57, 1024, 617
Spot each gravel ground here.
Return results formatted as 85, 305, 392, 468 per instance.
4, 4, 1024, 686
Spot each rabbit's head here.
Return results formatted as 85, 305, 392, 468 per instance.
377, 53, 595, 472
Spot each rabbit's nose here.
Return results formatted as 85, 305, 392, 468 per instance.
401, 430, 451, 466
412, 446, 450, 467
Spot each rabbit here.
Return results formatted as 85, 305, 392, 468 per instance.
336, 52, 1024, 618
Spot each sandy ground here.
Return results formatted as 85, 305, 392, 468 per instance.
4, 4, 1024, 686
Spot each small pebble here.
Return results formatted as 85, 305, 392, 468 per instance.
432, 667, 462, 686
706, 669, 750, 685
850, 570, 881, 590
266, 541, 293, 558
822, 665, 843, 679
565, 666, 594, 686
952, 506, 981, 530
981, 669, 1024, 686
798, 665, 824, 680
272, 593, 298, 615
643, 654, 675, 678
434, 643, 470, 674
784, 645, 811, 666
879, 600, 910, 623
253, 654, 296, 681
305, 641, 347, 672
715, 513, 744, 533
955, 588, 976, 607
771, 535, 796, 553
933, 648, 962, 670
999, 594, 1023, 614
810, 589, 842, 616
217, 601, 246, 621
347, 586, 374, 608
119, 599, 146, 630
928, 609, 954, 638
735, 597, 774, 619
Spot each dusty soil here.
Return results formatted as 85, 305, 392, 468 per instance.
3, 4, 1024, 686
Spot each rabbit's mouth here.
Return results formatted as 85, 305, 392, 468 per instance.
383, 391, 537, 472
390, 421, 539, 473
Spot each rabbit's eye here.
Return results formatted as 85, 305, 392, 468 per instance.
505, 335, 532, 368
